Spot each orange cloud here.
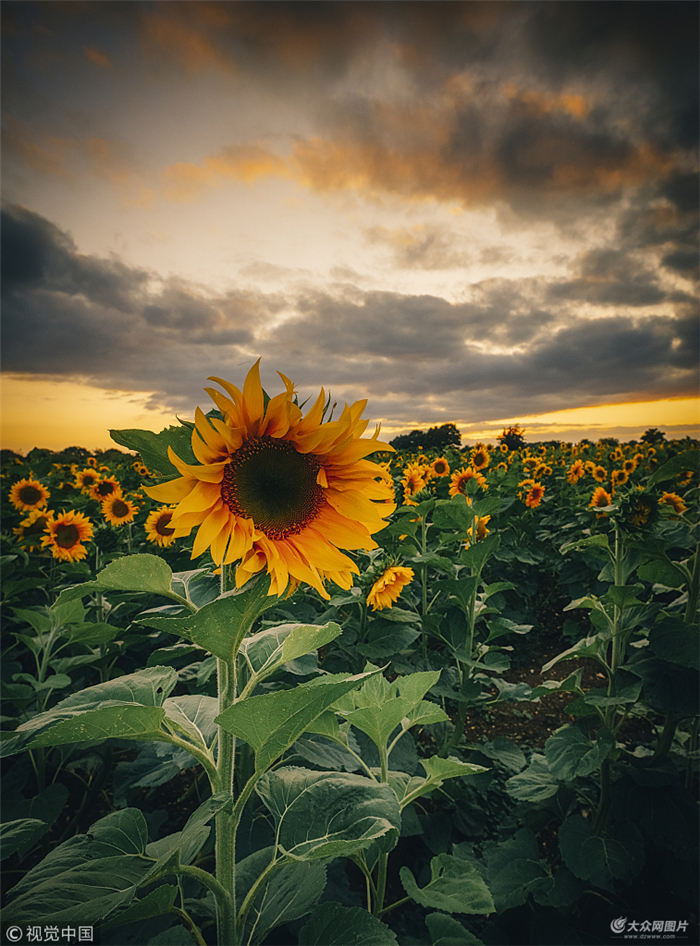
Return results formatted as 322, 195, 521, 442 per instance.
84, 46, 112, 69
139, 10, 236, 75
501, 82, 590, 119
3, 116, 71, 177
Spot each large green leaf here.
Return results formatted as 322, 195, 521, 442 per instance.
102, 885, 178, 931
505, 755, 560, 803
237, 847, 327, 945
1, 819, 50, 860
110, 425, 197, 476
400, 853, 495, 914
217, 669, 382, 773
1, 667, 178, 757
558, 814, 645, 892
239, 621, 342, 683
299, 902, 398, 945
28, 705, 167, 749
647, 449, 699, 487
256, 766, 401, 860
425, 912, 484, 945
3, 809, 152, 926
53, 554, 178, 609
163, 694, 219, 748
544, 726, 614, 781
333, 670, 442, 750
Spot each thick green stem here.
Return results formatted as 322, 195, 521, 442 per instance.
373, 744, 390, 916
592, 757, 612, 836
684, 547, 699, 624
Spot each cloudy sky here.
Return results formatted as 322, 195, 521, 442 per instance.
2, 0, 698, 452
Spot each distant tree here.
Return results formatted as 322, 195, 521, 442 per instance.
599, 437, 619, 447
640, 428, 666, 444
390, 423, 462, 451
496, 425, 526, 451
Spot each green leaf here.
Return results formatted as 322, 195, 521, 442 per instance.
637, 558, 687, 589
399, 756, 488, 809
66, 622, 124, 646
256, 766, 401, 860
3, 809, 152, 926
102, 884, 178, 931
1, 819, 50, 860
561, 534, 611, 557
299, 902, 398, 945
28, 704, 167, 749
141, 575, 275, 659
216, 669, 382, 773
425, 912, 484, 945
357, 620, 421, 658
144, 793, 231, 880
53, 554, 177, 609
239, 621, 341, 680
604, 584, 645, 610
649, 618, 700, 670
237, 848, 327, 945
334, 670, 442, 751
544, 726, 615, 781
648, 449, 699, 487
558, 814, 645, 892
505, 755, 560, 803
541, 635, 609, 673
163, 694, 219, 747
400, 853, 495, 914
110, 425, 197, 476
1, 667, 178, 757
485, 828, 549, 911
459, 533, 501, 574
529, 668, 584, 702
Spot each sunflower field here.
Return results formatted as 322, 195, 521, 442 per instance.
1, 365, 698, 946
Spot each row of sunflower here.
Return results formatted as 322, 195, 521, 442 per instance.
4, 456, 179, 565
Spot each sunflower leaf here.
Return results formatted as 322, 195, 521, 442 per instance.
109, 425, 197, 477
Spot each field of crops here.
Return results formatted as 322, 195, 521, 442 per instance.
1, 375, 698, 946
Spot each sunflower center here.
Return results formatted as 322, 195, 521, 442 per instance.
55, 524, 80, 549
221, 436, 324, 540
20, 485, 42, 504
97, 481, 115, 496
112, 500, 129, 518
156, 513, 175, 536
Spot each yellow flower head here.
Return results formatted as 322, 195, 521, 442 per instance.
90, 476, 122, 502
590, 486, 612, 512
525, 483, 545, 508
74, 468, 101, 493
144, 360, 396, 600
144, 506, 178, 547
367, 565, 414, 611
102, 494, 138, 526
659, 492, 687, 516
41, 510, 94, 562
466, 515, 491, 542
449, 467, 487, 498
471, 446, 490, 471
9, 477, 50, 512
567, 459, 585, 484
13, 507, 55, 550
430, 457, 450, 478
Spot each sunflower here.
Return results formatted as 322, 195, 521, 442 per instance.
499, 443, 509, 454
90, 476, 122, 502
611, 469, 629, 488
592, 465, 607, 482
589, 487, 613, 512
74, 468, 101, 493
449, 466, 488, 499
102, 494, 138, 526
567, 460, 585, 484
144, 506, 178, 547
659, 492, 687, 516
143, 360, 396, 599
41, 510, 94, 562
525, 483, 545, 508
466, 515, 491, 542
367, 565, 414, 611
13, 507, 55, 550
430, 457, 450, 477
471, 446, 490, 471
9, 477, 50, 512
622, 458, 637, 475
401, 464, 427, 505
87, 457, 98, 468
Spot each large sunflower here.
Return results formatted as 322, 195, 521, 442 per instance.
144, 361, 396, 599
90, 476, 122, 502
41, 510, 94, 562
9, 477, 50, 512
449, 466, 487, 498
